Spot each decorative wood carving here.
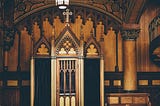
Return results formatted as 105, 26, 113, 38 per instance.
3, 26, 16, 51
36, 44, 49, 55
55, 26, 80, 56
87, 44, 98, 56
15, 5, 120, 34
14, 0, 124, 24
85, 30, 101, 57
149, 14, 160, 42
5, 0, 160, 72
121, 24, 140, 40
34, 36, 50, 56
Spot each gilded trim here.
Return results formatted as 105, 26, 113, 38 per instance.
104, 80, 110, 86
7, 80, 18, 86
139, 80, 148, 86
152, 80, 160, 85
113, 80, 121, 86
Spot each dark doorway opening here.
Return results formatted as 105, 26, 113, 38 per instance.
84, 58, 100, 106
34, 58, 51, 106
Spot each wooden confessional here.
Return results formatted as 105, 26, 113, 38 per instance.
30, 25, 104, 106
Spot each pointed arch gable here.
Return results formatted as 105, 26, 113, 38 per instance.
85, 35, 101, 57
34, 36, 50, 56
55, 26, 80, 56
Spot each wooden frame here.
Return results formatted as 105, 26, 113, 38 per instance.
56, 58, 79, 106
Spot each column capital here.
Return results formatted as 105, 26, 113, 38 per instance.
3, 26, 16, 51
121, 23, 140, 40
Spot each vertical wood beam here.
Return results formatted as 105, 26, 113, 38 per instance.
80, 58, 84, 106
51, 58, 56, 106
30, 57, 35, 106
123, 40, 137, 90
100, 56, 104, 106
121, 23, 140, 91
100, 33, 104, 106
51, 30, 56, 106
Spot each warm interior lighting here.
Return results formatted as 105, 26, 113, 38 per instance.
56, 0, 69, 9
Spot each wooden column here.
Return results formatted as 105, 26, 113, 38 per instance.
121, 24, 140, 91
100, 35, 104, 106
100, 56, 104, 106
30, 57, 35, 106
51, 29, 56, 106
30, 34, 35, 106
79, 33, 84, 106
80, 58, 84, 106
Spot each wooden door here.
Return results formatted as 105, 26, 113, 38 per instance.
56, 58, 79, 106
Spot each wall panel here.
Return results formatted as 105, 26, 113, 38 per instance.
137, 4, 160, 72
3, 88, 20, 106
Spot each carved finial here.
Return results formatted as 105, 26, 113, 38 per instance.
87, 44, 98, 56
63, 9, 72, 25
37, 44, 49, 55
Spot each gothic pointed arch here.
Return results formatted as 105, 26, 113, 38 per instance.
85, 33, 101, 58
55, 26, 80, 56
33, 36, 50, 56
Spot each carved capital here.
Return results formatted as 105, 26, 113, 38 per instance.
3, 26, 16, 51
121, 29, 140, 40
121, 23, 140, 40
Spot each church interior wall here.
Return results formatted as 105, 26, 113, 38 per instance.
0, 1, 160, 106
137, 2, 160, 72
6, 5, 160, 72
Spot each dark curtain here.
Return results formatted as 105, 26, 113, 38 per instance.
34, 58, 51, 106
20, 87, 30, 106
84, 58, 100, 106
